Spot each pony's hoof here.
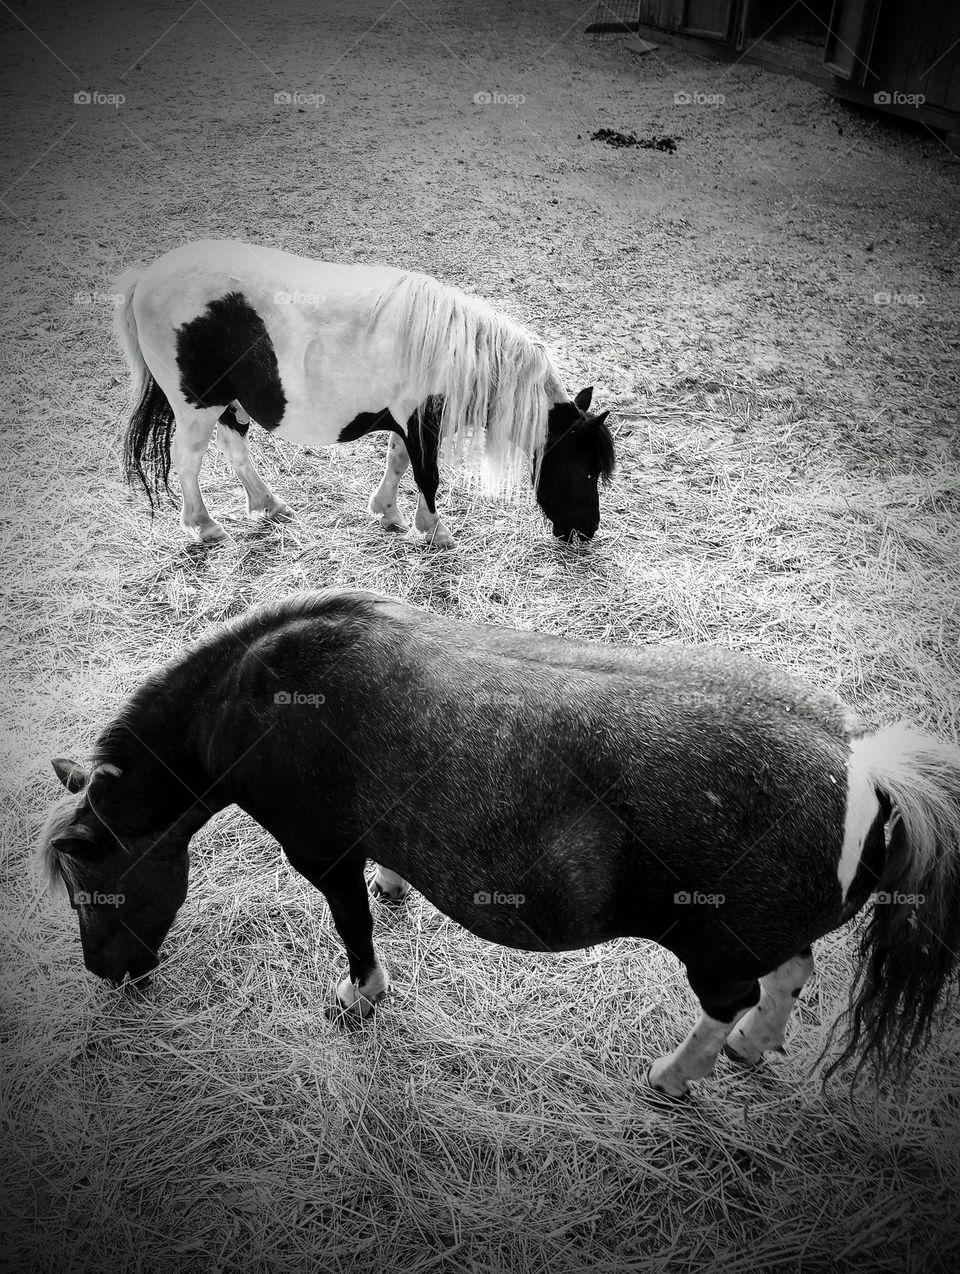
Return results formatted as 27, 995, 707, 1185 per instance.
423, 527, 456, 550
372, 881, 410, 907
260, 500, 295, 524
723, 1042, 761, 1068
325, 989, 387, 1027
368, 495, 408, 533
642, 1066, 690, 1105
189, 520, 230, 544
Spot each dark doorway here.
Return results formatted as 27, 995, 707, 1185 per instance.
744, 0, 833, 75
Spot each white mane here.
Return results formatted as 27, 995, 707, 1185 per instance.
371, 273, 565, 494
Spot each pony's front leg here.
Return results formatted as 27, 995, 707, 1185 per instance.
215, 406, 294, 523
368, 432, 411, 533
172, 408, 228, 542
405, 403, 455, 549
288, 853, 389, 1022
646, 971, 761, 1099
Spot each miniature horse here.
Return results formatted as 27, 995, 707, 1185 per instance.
113, 241, 614, 547
40, 591, 960, 1097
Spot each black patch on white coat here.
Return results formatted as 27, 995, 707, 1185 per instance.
176, 292, 286, 430
401, 398, 443, 515
337, 409, 399, 443
219, 404, 249, 436
337, 399, 443, 514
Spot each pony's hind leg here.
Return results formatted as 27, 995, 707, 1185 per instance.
216, 405, 294, 523
371, 865, 412, 906
171, 406, 228, 542
646, 970, 761, 1099
724, 948, 815, 1067
369, 432, 411, 533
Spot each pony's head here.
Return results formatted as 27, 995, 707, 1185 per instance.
535, 387, 614, 542
39, 758, 193, 986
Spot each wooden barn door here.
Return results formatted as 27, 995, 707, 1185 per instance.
635, 1, 736, 40
683, 0, 736, 39
823, 0, 881, 81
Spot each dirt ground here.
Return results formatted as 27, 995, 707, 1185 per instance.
2, 1, 959, 1271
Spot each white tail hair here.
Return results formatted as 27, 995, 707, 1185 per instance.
824, 720, 960, 1081
371, 272, 565, 494
112, 267, 146, 404
855, 723, 960, 875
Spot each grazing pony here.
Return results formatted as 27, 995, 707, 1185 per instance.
113, 241, 614, 547
40, 591, 960, 1098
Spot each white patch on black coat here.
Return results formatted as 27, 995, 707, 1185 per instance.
838, 735, 882, 900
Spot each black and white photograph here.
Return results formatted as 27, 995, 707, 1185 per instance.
2, 1, 959, 1269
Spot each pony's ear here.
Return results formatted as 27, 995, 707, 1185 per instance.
52, 758, 87, 793
574, 386, 594, 412
589, 410, 610, 428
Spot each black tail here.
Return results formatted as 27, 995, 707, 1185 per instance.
123, 374, 176, 510
822, 724, 960, 1086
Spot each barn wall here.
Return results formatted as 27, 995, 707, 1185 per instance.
630, 0, 959, 124
866, 0, 960, 114
635, 1, 695, 34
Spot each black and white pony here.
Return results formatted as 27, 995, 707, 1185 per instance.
40, 590, 960, 1098
113, 241, 614, 547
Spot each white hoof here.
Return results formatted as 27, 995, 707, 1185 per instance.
422, 524, 455, 550
368, 492, 408, 533
251, 498, 295, 523
371, 872, 412, 905
184, 517, 229, 543
333, 967, 390, 1020
644, 1064, 691, 1102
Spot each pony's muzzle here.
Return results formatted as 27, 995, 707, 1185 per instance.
87, 952, 159, 987
553, 524, 596, 543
